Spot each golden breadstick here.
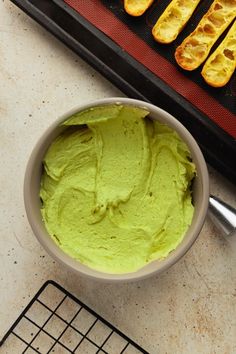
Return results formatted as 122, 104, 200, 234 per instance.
201, 20, 236, 87
124, 0, 154, 16
152, 0, 201, 44
175, 0, 236, 70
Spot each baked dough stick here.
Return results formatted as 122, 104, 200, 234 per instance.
152, 0, 201, 44
175, 0, 236, 70
201, 20, 236, 87
124, 0, 154, 16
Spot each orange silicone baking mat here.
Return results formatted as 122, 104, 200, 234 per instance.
64, 0, 236, 138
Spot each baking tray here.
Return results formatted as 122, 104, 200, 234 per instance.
10, 0, 236, 184
0, 280, 148, 353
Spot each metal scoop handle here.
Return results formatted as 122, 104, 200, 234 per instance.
209, 195, 236, 249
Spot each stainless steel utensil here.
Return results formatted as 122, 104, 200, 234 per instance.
209, 195, 236, 249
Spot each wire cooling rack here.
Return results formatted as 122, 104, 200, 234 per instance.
0, 280, 148, 354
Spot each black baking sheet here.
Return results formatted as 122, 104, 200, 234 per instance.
10, 0, 236, 184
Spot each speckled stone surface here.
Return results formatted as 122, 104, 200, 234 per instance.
0, 2, 236, 354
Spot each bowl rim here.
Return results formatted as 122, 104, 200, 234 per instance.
24, 97, 209, 282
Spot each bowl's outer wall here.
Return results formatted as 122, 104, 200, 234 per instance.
24, 98, 209, 282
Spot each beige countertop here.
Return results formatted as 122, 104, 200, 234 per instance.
0, 2, 236, 353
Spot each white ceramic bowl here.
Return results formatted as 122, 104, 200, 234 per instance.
24, 98, 209, 281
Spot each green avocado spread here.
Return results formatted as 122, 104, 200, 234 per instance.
40, 104, 196, 274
